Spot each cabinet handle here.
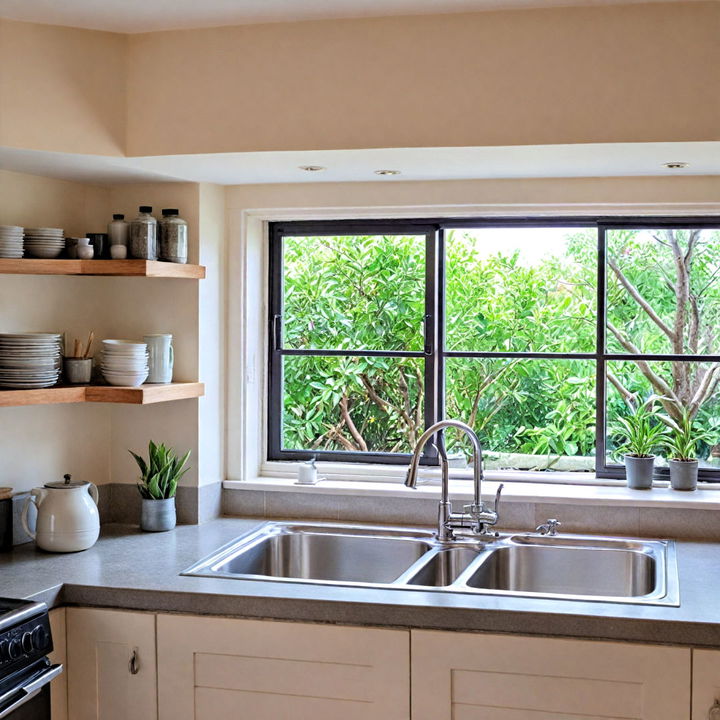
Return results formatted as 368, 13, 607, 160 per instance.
709, 699, 720, 720
129, 649, 139, 675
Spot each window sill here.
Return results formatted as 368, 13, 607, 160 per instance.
224, 474, 720, 511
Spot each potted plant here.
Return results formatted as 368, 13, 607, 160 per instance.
130, 441, 190, 531
612, 400, 666, 489
661, 410, 711, 491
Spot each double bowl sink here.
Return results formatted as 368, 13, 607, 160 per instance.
183, 521, 679, 606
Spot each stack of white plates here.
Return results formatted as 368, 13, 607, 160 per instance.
24, 228, 65, 259
101, 340, 148, 386
0, 226, 24, 258
0, 333, 62, 389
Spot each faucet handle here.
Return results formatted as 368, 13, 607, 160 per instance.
536, 518, 561, 536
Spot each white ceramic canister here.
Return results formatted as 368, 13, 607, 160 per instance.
144, 333, 174, 383
21, 476, 100, 552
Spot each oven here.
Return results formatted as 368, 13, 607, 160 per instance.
0, 599, 62, 720
0, 661, 61, 719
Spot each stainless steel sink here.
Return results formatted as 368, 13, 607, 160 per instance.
183, 522, 435, 585
465, 536, 660, 599
183, 521, 679, 606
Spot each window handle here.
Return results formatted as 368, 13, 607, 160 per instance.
423, 314, 433, 356
272, 314, 282, 352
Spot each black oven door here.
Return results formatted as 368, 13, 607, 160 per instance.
0, 663, 62, 720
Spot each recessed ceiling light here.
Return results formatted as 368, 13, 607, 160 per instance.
299, 165, 326, 172
374, 169, 402, 176
663, 162, 689, 169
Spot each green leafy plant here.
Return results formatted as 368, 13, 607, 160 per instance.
131, 441, 191, 500
661, 410, 714, 462
611, 399, 666, 459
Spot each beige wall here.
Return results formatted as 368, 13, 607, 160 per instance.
0, 20, 127, 155
127, 2, 720, 156
3, 3, 718, 158
225, 174, 720, 212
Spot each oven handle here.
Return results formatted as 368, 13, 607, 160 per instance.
0, 663, 63, 719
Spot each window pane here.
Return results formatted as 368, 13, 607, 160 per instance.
606, 228, 720, 355
606, 360, 720, 470
445, 227, 597, 352
445, 358, 596, 471
282, 234, 425, 351
282, 355, 424, 454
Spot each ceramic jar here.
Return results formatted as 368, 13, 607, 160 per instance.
21, 477, 100, 552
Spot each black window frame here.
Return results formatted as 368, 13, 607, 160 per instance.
268, 216, 720, 481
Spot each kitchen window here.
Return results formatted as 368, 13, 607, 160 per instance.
267, 218, 720, 481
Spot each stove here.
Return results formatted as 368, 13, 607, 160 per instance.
0, 598, 62, 719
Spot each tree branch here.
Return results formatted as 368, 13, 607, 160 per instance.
339, 395, 368, 451
607, 257, 675, 341
607, 371, 637, 410
607, 322, 682, 417
689, 365, 720, 418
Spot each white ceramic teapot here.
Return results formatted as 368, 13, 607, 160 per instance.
21, 474, 100, 552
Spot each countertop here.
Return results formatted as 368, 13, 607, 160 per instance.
3, 518, 720, 647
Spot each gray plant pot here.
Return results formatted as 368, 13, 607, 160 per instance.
668, 458, 699, 491
624, 454, 655, 489
140, 497, 176, 532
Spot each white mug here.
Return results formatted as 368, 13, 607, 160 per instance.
144, 333, 173, 383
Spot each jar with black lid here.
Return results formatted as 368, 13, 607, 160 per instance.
129, 206, 158, 260
159, 209, 188, 264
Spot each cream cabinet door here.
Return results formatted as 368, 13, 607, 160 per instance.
693, 649, 720, 719
49, 608, 67, 720
412, 630, 691, 720
157, 614, 410, 720
66, 608, 157, 720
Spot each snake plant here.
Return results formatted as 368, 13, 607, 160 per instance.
131, 441, 191, 500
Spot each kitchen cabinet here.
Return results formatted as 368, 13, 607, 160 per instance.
693, 650, 720, 719
156, 614, 410, 720
49, 608, 67, 720
411, 629, 691, 720
66, 608, 157, 720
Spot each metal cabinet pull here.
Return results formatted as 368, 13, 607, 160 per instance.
128, 649, 139, 675
709, 699, 720, 719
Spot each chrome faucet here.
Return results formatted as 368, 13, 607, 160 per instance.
405, 419, 502, 542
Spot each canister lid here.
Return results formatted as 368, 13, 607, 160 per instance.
139, 205, 152, 213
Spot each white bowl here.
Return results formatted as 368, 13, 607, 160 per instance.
102, 371, 148, 386
26, 248, 63, 259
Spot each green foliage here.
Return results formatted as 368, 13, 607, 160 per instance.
661, 409, 715, 461
131, 441, 191, 500
280, 228, 720, 472
611, 399, 666, 458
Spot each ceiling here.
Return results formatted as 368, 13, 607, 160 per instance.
0, 142, 717, 186
0, 0, 709, 33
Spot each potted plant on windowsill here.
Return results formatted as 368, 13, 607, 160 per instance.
661, 410, 710, 491
130, 441, 191, 531
612, 399, 666, 490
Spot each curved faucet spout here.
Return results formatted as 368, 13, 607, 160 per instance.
405, 419, 497, 541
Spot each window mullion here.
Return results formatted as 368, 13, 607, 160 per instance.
595, 224, 608, 476
422, 228, 441, 461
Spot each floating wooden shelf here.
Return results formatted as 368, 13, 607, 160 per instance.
0, 259, 205, 279
0, 382, 205, 408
